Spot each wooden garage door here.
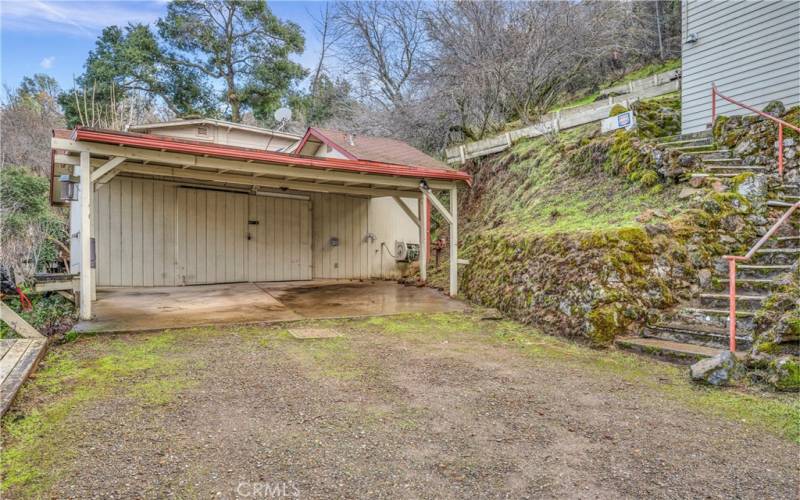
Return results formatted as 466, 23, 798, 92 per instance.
177, 188, 311, 284
177, 188, 248, 285
247, 195, 312, 281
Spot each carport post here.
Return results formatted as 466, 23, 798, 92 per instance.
79, 151, 93, 320
449, 188, 458, 297
418, 196, 428, 281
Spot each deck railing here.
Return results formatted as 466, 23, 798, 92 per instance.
724, 202, 799, 351
711, 84, 800, 178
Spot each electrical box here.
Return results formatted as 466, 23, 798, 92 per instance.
394, 241, 420, 262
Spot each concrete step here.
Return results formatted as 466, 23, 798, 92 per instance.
749, 247, 799, 266
699, 292, 767, 309
737, 264, 794, 274
644, 322, 751, 350
767, 200, 798, 208
656, 131, 712, 144
690, 172, 738, 179
672, 144, 718, 153
714, 278, 779, 293
659, 137, 714, 148
615, 336, 734, 364
675, 307, 756, 332
694, 149, 734, 158
701, 157, 744, 164
704, 165, 768, 172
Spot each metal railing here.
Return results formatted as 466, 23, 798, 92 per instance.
724, 202, 799, 351
711, 84, 800, 178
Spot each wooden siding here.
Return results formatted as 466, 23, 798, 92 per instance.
309, 193, 369, 279
247, 195, 312, 281
682, 0, 800, 133
94, 178, 359, 286
94, 177, 177, 287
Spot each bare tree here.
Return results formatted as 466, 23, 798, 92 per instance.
331, 1, 428, 109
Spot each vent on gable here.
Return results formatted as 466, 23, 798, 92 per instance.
197, 126, 208, 136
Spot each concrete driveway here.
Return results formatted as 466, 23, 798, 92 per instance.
76, 280, 465, 333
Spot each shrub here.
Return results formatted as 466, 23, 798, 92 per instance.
0, 166, 67, 281
609, 104, 628, 117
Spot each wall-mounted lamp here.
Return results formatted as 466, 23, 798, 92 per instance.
59, 174, 79, 202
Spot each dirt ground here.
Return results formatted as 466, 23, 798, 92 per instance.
2, 313, 798, 499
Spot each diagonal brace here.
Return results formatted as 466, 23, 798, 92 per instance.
90, 156, 126, 184
420, 184, 453, 225
392, 196, 420, 228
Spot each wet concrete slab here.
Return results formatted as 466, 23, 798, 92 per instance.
258, 280, 465, 320
76, 280, 465, 333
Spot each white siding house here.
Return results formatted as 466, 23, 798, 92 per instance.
681, 0, 800, 133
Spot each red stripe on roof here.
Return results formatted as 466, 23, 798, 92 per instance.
70, 127, 471, 185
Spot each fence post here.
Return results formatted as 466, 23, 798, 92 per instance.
778, 123, 784, 178
711, 85, 716, 123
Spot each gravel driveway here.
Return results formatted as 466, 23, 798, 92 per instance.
2, 312, 798, 498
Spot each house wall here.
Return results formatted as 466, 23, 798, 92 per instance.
145, 124, 298, 152
681, 0, 800, 133
79, 176, 404, 286
368, 197, 420, 279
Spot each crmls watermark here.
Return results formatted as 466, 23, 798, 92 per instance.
236, 481, 300, 498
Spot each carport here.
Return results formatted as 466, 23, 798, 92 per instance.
51, 127, 471, 321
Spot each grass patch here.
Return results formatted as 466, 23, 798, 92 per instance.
463, 124, 684, 237
551, 58, 681, 112
1, 332, 195, 495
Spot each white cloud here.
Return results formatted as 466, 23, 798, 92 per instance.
1, 1, 164, 38
40, 56, 55, 69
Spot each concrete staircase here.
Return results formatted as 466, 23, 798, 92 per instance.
654, 130, 770, 181
617, 136, 799, 363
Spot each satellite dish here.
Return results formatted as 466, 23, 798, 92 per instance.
274, 107, 292, 123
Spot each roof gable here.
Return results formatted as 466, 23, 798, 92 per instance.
296, 127, 449, 170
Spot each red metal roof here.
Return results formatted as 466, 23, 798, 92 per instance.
296, 127, 450, 170
62, 127, 471, 185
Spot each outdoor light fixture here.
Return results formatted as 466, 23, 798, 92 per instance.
685, 33, 698, 44
59, 174, 79, 202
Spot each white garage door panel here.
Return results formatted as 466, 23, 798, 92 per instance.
247, 195, 312, 281
177, 188, 311, 284
177, 188, 248, 285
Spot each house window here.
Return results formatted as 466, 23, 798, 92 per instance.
197, 127, 208, 136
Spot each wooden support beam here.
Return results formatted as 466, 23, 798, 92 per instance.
0, 302, 43, 338
117, 163, 420, 199
420, 186, 454, 225
52, 138, 458, 191
449, 187, 458, 297
90, 156, 126, 182
392, 196, 420, 228
79, 151, 92, 320
418, 196, 428, 282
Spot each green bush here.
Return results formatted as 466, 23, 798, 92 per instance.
609, 104, 628, 117
0, 166, 67, 278
0, 293, 75, 339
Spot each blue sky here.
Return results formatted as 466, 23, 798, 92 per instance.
0, 0, 327, 93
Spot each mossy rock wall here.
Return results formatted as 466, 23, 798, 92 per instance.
458, 190, 758, 347
713, 105, 800, 183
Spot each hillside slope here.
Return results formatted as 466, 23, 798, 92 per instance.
444, 94, 764, 346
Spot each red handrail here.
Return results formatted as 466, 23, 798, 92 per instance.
711, 84, 800, 178
723, 202, 799, 351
